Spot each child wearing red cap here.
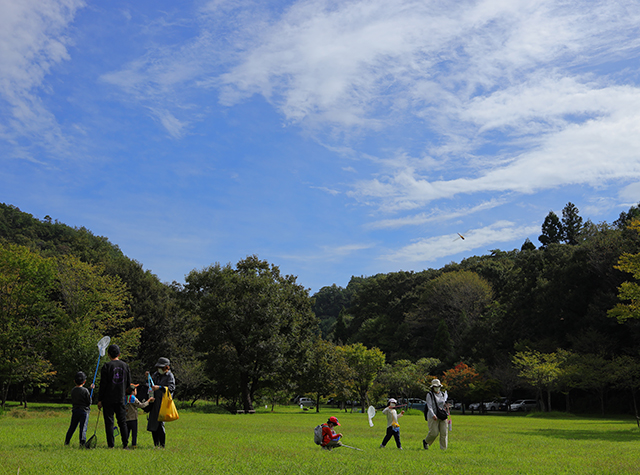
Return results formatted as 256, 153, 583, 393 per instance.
321, 416, 343, 450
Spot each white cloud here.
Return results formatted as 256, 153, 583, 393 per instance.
148, 108, 189, 139
368, 199, 506, 229
619, 182, 640, 203
382, 221, 539, 263
0, 0, 84, 158
311, 186, 340, 196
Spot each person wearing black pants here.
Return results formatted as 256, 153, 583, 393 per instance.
65, 371, 91, 447
97, 344, 131, 449
146, 357, 176, 448
379, 398, 404, 449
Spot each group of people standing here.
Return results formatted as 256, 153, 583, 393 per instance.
65, 344, 175, 449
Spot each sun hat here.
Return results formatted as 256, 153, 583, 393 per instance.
388, 398, 398, 405
328, 416, 341, 426
430, 378, 442, 387
155, 357, 171, 367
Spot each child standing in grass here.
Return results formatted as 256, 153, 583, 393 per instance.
379, 398, 404, 449
65, 371, 91, 447
125, 384, 154, 448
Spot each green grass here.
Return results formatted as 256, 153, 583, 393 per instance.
1, 403, 639, 474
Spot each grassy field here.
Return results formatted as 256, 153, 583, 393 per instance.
0, 403, 638, 474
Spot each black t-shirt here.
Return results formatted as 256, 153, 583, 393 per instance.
71, 386, 91, 412
98, 359, 131, 404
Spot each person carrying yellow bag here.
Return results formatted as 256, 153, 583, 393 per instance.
145, 357, 176, 448
158, 387, 179, 422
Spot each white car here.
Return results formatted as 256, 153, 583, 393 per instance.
298, 397, 314, 407
484, 398, 506, 411
509, 399, 537, 412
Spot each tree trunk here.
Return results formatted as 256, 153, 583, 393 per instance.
240, 373, 253, 411
632, 389, 639, 429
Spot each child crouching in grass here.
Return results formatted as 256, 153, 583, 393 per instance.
125, 384, 154, 448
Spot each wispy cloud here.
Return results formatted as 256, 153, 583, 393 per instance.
368, 199, 506, 229
382, 221, 539, 263
0, 0, 85, 159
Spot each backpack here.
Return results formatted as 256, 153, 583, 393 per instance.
314, 424, 324, 445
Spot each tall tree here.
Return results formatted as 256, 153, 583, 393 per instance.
512, 350, 565, 412
184, 255, 317, 412
52, 254, 137, 395
0, 244, 58, 407
538, 211, 563, 248
337, 343, 385, 412
298, 337, 344, 412
561, 202, 583, 245
609, 219, 640, 323
408, 270, 493, 360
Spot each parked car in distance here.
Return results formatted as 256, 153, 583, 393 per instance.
407, 398, 426, 411
468, 402, 482, 411
484, 397, 506, 411
510, 399, 537, 412
452, 402, 462, 410
298, 397, 314, 407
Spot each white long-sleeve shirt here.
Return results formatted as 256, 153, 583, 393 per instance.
426, 390, 448, 420
382, 406, 403, 427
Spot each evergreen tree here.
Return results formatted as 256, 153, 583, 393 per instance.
561, 202, 583, 245
538, 211, 563, 248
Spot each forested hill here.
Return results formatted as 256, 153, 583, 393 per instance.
0, 203, 125, 265
4, 201, 640, 413
313, 203, 640, 367
0, 203, 184, 383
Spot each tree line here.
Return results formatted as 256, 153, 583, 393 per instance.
1, 202, 640, 416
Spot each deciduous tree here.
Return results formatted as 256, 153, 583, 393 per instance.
184, 256, 317, 412
337, 343, 385, 412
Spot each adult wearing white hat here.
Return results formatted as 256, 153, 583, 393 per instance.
423, 379, 449, 450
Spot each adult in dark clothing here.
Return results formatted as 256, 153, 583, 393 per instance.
146, 357, 176, 448
97, 344, 131, 448
65, 371, 91, 446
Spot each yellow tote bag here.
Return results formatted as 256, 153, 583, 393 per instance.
157, 387, 179, 422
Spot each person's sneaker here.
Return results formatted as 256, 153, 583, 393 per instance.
423, 439, 429, 450
398, 447, 403, 450
379, 444, 385, 448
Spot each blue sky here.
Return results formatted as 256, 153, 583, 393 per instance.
2, 0, 640, 293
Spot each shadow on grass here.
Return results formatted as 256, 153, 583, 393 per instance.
175, 401, 232, 414
518, 428, 640, 442
3, 403, 70, 418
